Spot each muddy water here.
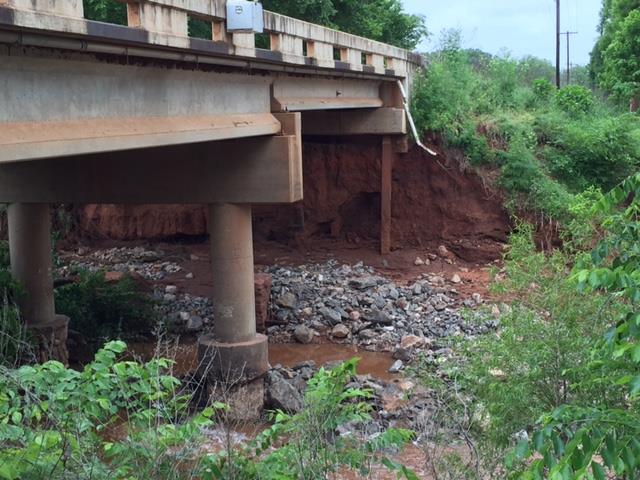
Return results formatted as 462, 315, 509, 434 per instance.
128, 341, 399, 381
269, 343, 399, 381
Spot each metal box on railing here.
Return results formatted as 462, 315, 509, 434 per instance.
226, 0, 264, 33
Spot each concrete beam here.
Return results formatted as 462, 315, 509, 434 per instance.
0, 132, 303, 204
302, 108, 406, 136
0, 113, 281, 163
273, 97, 383, 112
0, 56, 271, 124
271, 77, 383, 112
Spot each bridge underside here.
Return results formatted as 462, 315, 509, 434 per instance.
1, 44, 407, 415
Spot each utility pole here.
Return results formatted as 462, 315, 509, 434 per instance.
563, 31, 578, 85
556, 0, 561, 88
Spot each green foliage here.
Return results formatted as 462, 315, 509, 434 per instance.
0, 347, 415, 479
515, 174, 640, 478
204, 358, 416, 479
411, 30, 640, 219
538, 113, 640, 191
456, 226, 613, 450
497, 142, 574, 220
532, 78, 556, 105
592, 0, 640, 104
0, 340, 217, 480
82, 0, 126, 25
82, 0, 426, 50
555, 85, 595, 116
262, 0, 427, 50
55, 270, 155, 347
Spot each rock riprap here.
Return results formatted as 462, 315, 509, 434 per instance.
266, 261, 496, 353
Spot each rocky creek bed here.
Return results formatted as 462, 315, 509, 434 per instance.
59, 244, 502, 447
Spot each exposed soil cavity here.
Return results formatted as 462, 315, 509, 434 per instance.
128, 341, 399, 381
75, 141, 510, 262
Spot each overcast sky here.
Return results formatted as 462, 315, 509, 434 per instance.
401, 0, 602, 65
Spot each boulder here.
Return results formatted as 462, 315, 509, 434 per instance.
293, 325, 315, 344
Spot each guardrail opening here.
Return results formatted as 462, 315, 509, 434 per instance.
188, 16, 212, 40
82, 0, 126, 25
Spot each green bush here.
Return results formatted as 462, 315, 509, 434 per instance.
532, 78, 556, 105
410, 34, 640, 220
516, 174, 640, 479
55, 270, 155, 348
461, 226, 616, 448
0, 346, 415, 480
540, 114, 640, 191
0, 340, 217, 479
555, 85, 595, 115
82, 0, 126, 24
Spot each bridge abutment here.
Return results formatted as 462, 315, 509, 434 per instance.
198, 203, 269, 420
8, 203, 69, 365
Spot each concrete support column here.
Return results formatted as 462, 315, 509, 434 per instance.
198, 203, 268, 420
7, 203, 68, 364
209, 203, 256, 343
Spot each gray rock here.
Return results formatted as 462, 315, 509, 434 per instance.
294, 325, 315, 344
187, 315, 203, 331
364, 309, 392, 325
266, 372, 303, 413
320, 307, 342, 326
389, 360, 404, 373
331, 323, 350, 339
393, 347, 412, 362
277, 292, 297, 309
349, 278, 378, 290
358, 329, 377, 340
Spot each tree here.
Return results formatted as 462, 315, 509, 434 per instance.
591, 0, 640, 109
262, 0, 427, 50
83, 0, 126, 25
82, 0, 427, 51
601, 9, 640, 111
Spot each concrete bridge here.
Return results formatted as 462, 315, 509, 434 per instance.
0, 0, 422, 412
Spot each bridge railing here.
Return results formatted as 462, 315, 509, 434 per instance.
2, 0, 422, 77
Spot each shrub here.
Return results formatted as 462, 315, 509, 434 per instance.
516, 174, 640, 478
555, 85, 595, 115
0, 340, 216, 480
532, 78, 556, 105
540, 114, 640, 191
0, 347, 416, 480
55, 270, 156, 348
459, 226, 614, 449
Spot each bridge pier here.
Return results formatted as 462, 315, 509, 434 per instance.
7, 203, 69, 365
198, 203, 268, 421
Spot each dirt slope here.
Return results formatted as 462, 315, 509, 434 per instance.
76, 140, 510, 262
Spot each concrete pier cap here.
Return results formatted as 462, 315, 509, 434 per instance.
7, 203, 69, 364
198, 203, 269, 420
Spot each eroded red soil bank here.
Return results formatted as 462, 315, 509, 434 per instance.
76, 140, 510, 262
